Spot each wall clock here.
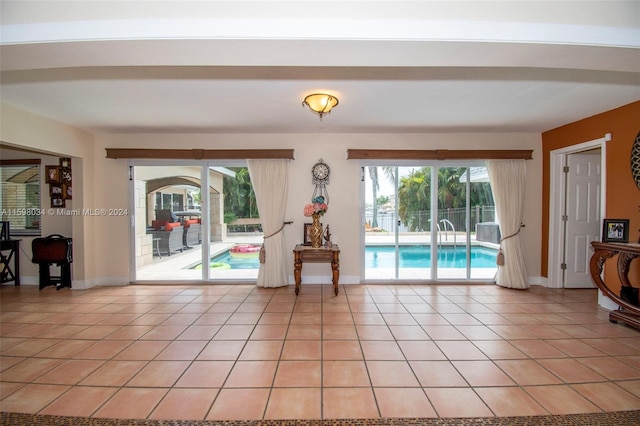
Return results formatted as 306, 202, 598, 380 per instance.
632, 130, 640, 191
311, 159, 330, 203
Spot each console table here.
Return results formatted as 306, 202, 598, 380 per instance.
590, 242, 640, 329
293, 244, 340, 295
0, 239, 20, 286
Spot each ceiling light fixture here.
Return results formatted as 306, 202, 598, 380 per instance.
302, 93, 339, 121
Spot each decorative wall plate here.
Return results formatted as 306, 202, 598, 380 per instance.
632, 131, 640, 191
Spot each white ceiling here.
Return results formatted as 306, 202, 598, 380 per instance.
1, 1, 639, 135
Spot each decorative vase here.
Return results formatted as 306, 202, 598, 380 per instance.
309, 213, 323, 248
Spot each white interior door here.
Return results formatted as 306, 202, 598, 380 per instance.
563, 151, 601, 288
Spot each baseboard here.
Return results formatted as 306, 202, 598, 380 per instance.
530, 275, 549, 287
10, 275, 130, 289
597, 291, 618, 311
14, 275, 556, 289
14, 275, 39, 286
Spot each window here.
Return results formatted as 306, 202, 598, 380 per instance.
0, 160, 42, 235
155, 192, 184, 212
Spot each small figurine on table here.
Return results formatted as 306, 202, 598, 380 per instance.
324, 225, 332, 248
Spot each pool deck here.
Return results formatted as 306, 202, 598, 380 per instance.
136, 232, 499, 282
136, 236, 261, 281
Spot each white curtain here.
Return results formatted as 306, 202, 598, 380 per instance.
247, 159, 289, 288
486, 159, 529, 289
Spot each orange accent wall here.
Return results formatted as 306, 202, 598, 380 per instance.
541, 101, 640, 287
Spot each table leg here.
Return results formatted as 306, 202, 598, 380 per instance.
331, 254, 339, 295
14, 246, 20, 285
294, 252, 302, 295
153, 238, 162, 258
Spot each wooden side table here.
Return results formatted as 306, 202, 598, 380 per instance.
0, 239, 20, 286
293, 244, 340, 295
590, 241, 640, 329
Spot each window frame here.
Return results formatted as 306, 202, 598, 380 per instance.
0, 159, 43, 236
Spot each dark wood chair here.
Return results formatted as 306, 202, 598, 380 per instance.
32, 234, 73, 290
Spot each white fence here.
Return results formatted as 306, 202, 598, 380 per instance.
365, 206, 495, 233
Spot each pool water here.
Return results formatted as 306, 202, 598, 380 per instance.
209, 252, 260, 269
366, 245, 498, 269
205, 245, 497, 270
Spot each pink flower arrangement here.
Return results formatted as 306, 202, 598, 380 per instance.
304, 196, 328, 217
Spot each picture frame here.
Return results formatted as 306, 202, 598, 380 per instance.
51, 196, 65, 208
50, 184, 63, 196
61, 168, 72, 183
602, 219, 629, 243
45, 166, 61, 183
303, 222, 321, 245
60, 157, 71, 168
63, 184, 72, 200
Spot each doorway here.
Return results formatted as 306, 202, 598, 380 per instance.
563, 151, 601, 288
130, 161, 262, 282
548, 136, 607, 288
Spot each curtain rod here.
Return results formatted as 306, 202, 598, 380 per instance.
105, 149, 295, 160
347, 149, 533, 160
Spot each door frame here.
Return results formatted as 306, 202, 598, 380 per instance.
128, 159, 248, 283
360, 160, 489, 282
547, 134, 609, 289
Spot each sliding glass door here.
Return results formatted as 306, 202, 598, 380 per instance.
132, 161, 262, 282
363, 163, 497, 281
363, 166, 405, 279
396, 166, 432, 279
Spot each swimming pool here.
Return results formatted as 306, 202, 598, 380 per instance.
366, 245, 498, 269
207, 251, 260, 269
203, 245, 498, 270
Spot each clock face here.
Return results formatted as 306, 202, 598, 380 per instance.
312, 163, 330, 180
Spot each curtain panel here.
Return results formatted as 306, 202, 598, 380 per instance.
486, 159, 529, 289
247, 159, 290, 288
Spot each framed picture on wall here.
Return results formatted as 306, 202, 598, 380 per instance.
50, 184, 63, 196
51, 196, 65, 208
45, 166, 60, 183
602, 219, 629, 243
61, 168, 72, 183
62, 184, 72, 200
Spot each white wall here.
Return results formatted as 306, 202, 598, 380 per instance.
2, 104, 542, 286
95, 132, 542, 285
1, 103, 97, 287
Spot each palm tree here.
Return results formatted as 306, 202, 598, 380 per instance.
223, 167, 258, 219
368, 167, 379, 227
398, 167, 431, 231
368, 166, 396, 229
437, 167, 465, 209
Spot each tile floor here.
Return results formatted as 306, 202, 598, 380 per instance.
1, 283, 640, 421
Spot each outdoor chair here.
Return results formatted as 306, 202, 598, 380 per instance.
183, 219, 201, 248
149, 222, 184, 256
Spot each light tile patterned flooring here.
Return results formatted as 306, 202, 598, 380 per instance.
1, 283, 640, 421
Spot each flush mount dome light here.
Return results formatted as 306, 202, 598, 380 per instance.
302, 93, 339, 121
